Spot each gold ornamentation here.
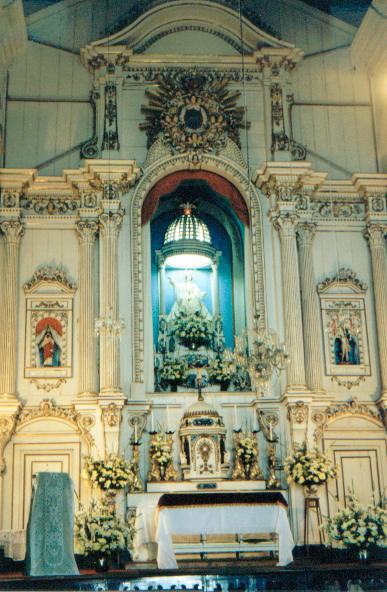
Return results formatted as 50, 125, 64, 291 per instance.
287, 401, 309, 424
317, 268, 367, 294
331, 375, 366, 390
29, 378, 67, 392
17, 399, 95, 448
0, 410, 20, 474
266, 442, 280, 490
102, 403, 121, 428
147, 432, 178, 482
140, 70, 247, 161
312, 397, 383, 442
232, 431, 263, 481
23, 266, 77, 292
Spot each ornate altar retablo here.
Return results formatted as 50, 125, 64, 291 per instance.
179, 397, 229, 481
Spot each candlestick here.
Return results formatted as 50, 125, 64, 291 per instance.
233, 404, 238, 428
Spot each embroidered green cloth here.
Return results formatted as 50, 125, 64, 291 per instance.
25, 472, 79, 576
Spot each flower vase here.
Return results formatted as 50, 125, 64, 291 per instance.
170, 383, 178, 392
159, 464, 167, 481
94, 554, 110, 572
304, 484, 319, 498
220, 380, 230, 392
104, 489, 117, 510
357, 548, 370, 564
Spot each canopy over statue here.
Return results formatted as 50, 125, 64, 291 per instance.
168, 274, 211, 320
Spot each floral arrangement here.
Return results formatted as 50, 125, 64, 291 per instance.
208, 357, 234, 385
284, 442, 338, 487
148, 432, 177, 481
232, 431, 262, 480
83, 454, 141, 492
159, 356, 186, 385
150, 432, 173, 468
172, 311, 212, 349
323, 495, 387, 549
74, 498, 136, 556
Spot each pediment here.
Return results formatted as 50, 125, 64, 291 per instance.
81, 0, 302, 68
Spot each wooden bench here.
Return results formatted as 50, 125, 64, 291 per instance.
171, 532, 278, 560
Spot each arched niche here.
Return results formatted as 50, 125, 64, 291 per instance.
129, 153, 266, 387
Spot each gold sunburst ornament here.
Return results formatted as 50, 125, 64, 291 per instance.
140, 70, 247, 159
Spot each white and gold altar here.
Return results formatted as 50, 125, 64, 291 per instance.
0, 0, 386, 569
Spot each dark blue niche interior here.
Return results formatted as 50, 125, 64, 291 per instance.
150, 198, 244, 350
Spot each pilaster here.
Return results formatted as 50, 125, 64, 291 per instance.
76, 219, 99, 398
0, 218, 24, 400
99, 207, 124, 394
296, 222, 325, 394
363, 224, 387, 401
272, 213, 307, 391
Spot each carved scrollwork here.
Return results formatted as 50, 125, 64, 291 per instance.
128, 412, 148, 443
0, 410, 20, 473
16, 399, 95, 448
317, 268, 367, 293
30, 378, 67, 392
0, 220, 24, 245
312, 397, 383, 442
23, 266, 77, 292
101, 403, 121, 428
287, 401, 309, 424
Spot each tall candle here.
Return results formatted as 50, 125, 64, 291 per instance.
233, 405, 238, 428
166, 405, 170, 431
134, 422, 138, 443
150, 410, 155, 432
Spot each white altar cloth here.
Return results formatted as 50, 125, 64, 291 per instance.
134, 501, 294, 569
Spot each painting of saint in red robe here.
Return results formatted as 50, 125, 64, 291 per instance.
35, 317, 63, 367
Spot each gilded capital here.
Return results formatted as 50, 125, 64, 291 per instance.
99, 210, 124, 238
272, 212, 299, 238
363, 224, 387, 249
296, 222, 316, 247
0, 220, 24, 245
76, 220, 98, 244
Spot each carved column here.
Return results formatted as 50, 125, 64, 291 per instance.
273, 214, 306, 391
99, 211, 123, 393
0, 220, 24, 398
296, 223, 325, 394
76, 220, 98, 397
364, 224, 387, 397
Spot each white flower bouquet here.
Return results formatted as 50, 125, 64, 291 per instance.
208, 357, 234, 385
149, 432, 173, 468
173, 311, 212, 349
159, 357, 186, 385
75, 498, 136, 557
84, 454, 141, 492
324, 495, 387, 549
284, 442, 338, 487
232, 431, 262, 480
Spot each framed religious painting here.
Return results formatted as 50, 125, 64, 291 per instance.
24, 267, 76, 379
317, 268, 370, 389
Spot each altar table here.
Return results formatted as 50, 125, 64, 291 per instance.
134, 491, 294, 569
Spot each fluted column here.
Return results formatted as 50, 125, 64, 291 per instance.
0, 220, 24, 398
364, 224, 387, 397
273, 214, 306, 390
76, 220, 98, 397
296, 223, 325, 394
99, 211, 123, 393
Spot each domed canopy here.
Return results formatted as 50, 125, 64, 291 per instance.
183, 398, 220, 420
164, 203, 211, 245
159, 203, 218, 269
